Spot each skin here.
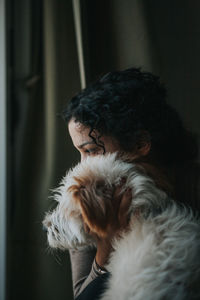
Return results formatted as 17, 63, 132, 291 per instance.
68, 118, 150, 267
68, 119, 120, 161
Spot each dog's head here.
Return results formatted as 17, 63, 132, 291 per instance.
43, 153, 170, 250
42, 167, 95, 250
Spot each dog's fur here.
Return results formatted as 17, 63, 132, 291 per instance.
43, 153, 200, 299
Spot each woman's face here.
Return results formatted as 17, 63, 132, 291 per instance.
68, 119, 120, 161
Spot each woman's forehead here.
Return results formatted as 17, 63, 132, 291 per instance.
68, 119, 119, 152
68, 119, 85, 132
68, 119, 91, 146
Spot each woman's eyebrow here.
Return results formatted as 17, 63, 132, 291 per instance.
77, 141, 96, 149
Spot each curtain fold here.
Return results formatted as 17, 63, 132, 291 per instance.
9, 0, 80, 299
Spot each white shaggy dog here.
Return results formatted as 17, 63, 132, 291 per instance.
43, 153, 200, 300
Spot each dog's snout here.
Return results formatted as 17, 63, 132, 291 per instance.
42, 219, 52, 232
42, 224, 48, 232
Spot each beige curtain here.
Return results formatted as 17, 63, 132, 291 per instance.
9, 1, 79, 299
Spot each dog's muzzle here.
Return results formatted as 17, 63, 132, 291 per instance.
42, 224, 48, 232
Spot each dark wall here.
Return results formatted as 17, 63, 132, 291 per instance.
82, 0, 200, 145
143, 0, 200, 140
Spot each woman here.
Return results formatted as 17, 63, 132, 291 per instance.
62, 68, 199, 299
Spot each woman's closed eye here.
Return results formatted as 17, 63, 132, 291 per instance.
84, 147, 100, 155
79, 147, 103, 161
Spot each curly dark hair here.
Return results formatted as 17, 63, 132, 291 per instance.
63, 68, 198, 165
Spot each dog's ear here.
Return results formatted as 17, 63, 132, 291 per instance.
68, 176, 133, 239
68, 177, 115, 238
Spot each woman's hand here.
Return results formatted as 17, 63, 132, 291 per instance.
84, 185, 132, 268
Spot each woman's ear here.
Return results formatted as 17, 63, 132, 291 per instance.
136, 131, 151, 157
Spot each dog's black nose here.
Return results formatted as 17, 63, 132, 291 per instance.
42, 224, 48, 232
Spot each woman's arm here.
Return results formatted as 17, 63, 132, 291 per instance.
70, 186, 132, 298
69, 247, 107, 298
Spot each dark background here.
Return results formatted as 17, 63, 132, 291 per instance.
5, 0, 200, 299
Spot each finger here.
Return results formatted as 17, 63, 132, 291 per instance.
112, 178, 127, 207
83, 222, 90, 234
118, 188, 132, 225
111, 179, 129, 223
83, 222, 102, 242
116, 177, 127, 191
112, 188, 122, 212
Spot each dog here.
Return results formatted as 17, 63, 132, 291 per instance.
43, 153, 200, 300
